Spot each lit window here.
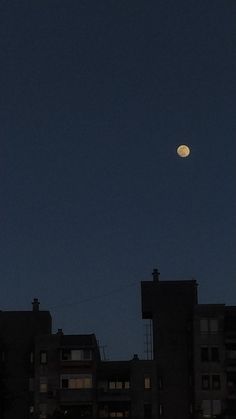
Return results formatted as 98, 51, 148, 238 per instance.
40, 351, 47, 364
39, 377, 48, 393
109, 381, 123, 389
61, 349, 92, 361
61, 374, 92, 389
124, 381, 130, 389
144, 377, 151, 389
71, 350, 83, 360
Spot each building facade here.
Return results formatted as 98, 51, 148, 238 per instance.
1, 269, 236, 419
141, 269, 236, 419
0, 298, 52, 419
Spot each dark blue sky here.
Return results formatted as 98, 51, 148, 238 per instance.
1, 1, 236, 359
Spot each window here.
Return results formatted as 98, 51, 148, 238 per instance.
39, 377, 48, 393
61, 349, 92, 361
202, 400, 211, 418
212, 400, 221, 415
99, 409, 129, 418
61, 374, 92, 389
99, 408, 108, 418
202, 375, 210, 390
200, 318, 218, 334
144, 377, 151, 389
40, 351, 47, 364
202, 400, 221, 417
210, 319, 218, 333
83, 349, 92, 360
226, 344, 236, 360
109, 381, 123, 389
200, 318, 208, 333
159, 404, 163, 416
211, 347, 219, 362
202, 347, 220, 362
39, 403, 47, 419
201, 347, 209, 362
109, 381, 129, 389
212, 375, 221, 390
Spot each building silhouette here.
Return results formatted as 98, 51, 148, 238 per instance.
0, 269, 236, 418
141, 269, 236, 419
0, 298, 51, 419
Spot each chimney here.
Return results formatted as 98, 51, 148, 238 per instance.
32, 298, 40, 312
152, 268, 160, 281
57, 328, 63, 335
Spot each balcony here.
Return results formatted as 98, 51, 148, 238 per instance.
59, 388, 94, 403
97, 388, 131, 402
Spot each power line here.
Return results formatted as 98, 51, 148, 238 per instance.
49, 281, 138, 311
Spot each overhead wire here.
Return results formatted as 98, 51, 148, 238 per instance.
49, 280, 138, 311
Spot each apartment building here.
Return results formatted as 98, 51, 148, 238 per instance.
34, 330, 100, 418
97, 357, 158, 419
141, 270, 198, 419
141, 269, 236, 419
0, 298, 52, 419
1, 269, 236, 419
33, 334, 157, 419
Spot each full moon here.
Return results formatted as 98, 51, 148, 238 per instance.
177, 144, 190, 158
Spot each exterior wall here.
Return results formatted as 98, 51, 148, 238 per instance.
141, 278, 198, 419
224, 307, 236, 419
34, 333, 99, 418
97, 358, 158, 419
0, 307, 52, 419
194, 305, 226, 419
2, 274, 236, 419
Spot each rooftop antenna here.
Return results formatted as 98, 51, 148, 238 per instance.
97, 339, 109, 361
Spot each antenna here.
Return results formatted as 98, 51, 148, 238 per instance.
144, 320, 153, 360
97, 339, 109, 361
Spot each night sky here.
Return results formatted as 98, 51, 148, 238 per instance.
1, 1, 235, 359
